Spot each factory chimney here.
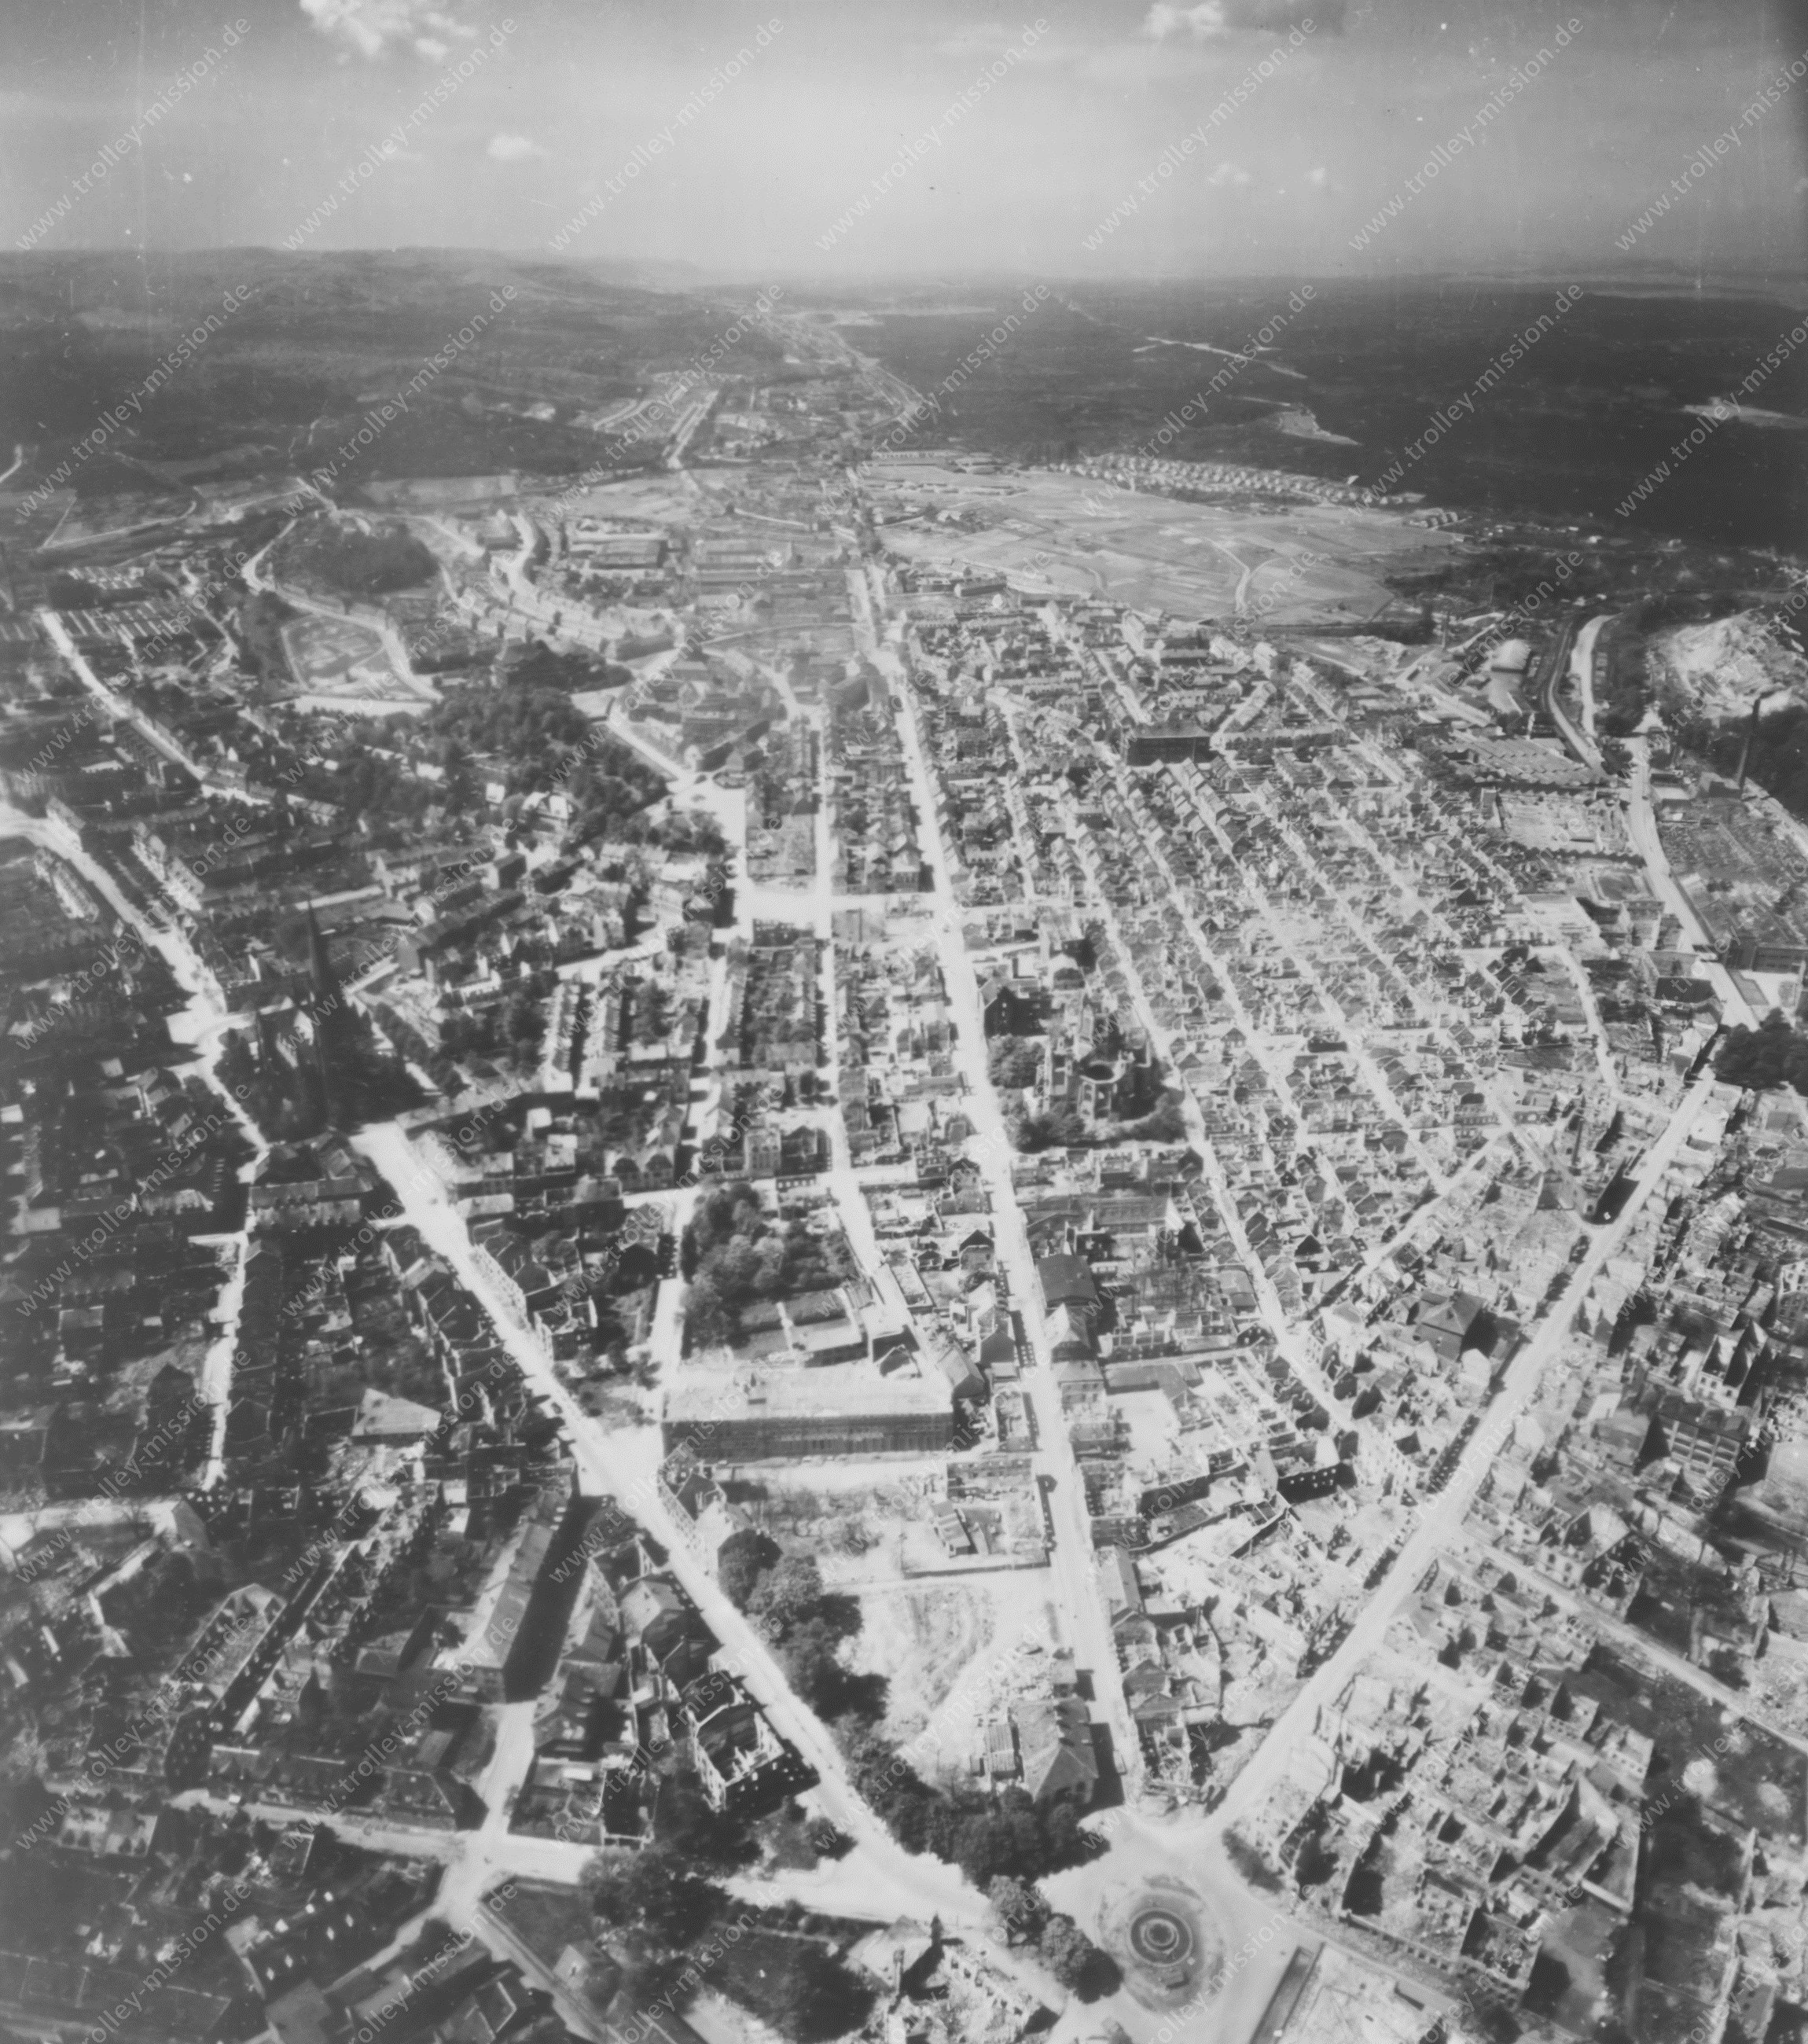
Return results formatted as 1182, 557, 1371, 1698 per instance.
1737, 693, 1764, 795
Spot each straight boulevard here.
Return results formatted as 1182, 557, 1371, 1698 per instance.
849, 569, 1142, 1791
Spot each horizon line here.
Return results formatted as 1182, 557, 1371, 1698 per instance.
1, 244, 1803, 298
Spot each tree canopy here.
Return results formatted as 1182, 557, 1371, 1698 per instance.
1038, 1912, 1119, 1998
585, 1843, 719, 1945
716, 1527, 780, 1608
682, 1185, 848, 1347
840, 1725, 1089, 1889
293, 520, 438, 597
506, 638, 634, 693
1716, 1011, 1808, 1094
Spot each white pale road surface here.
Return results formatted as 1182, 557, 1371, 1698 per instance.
1573, 612, 1610, 740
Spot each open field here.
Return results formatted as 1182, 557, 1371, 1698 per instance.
867, 461, 1455, 626
43, 489, 194, 550
838, 1574, 1063, 1760
522, 475, 707, 525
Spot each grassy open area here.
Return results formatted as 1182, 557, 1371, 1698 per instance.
869, 460, 1453, 626
840, 1582, 996, 1748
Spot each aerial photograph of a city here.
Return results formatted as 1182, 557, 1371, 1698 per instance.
0, 2, 1805, 2042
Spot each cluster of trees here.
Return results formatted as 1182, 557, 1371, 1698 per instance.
292, 520, 439, 597
718, 1541, 884, 1721
305, 744, 442, 829
1012, 1093, 1184, 1153
840, 1719, 1089, 1891
681, 1182, 847, 1348
1012, 1105, 1092, 1153
436, 986, 546, 1071
1715, 1011, 1808, 1094
1390, 550, 1609, 616
1225, 1831, 1286, 1894
425, 682, 590, 771
1595, 626, 1648, 738
988, 1036, 1044, 1090
505, 638, 634, 693
653, 808, 729, 858
273, 682, 674, 844
1126, 1096, 1188, 1142
985, 1878, 1120, 1998
584, 1770, 751, 1949
581, 1848, 718, 1950
584, 1774, 873, 2043
414, 683, 664, 839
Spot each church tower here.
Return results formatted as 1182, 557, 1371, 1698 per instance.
306, 903, 343, 1013
303, 903, 351, 1123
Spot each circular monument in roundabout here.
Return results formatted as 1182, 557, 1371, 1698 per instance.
1129, 1902, 1196, 1974
1101, 1876, 1222, 2010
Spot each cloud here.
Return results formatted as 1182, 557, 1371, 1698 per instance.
298, 0, 477, 61
1305, 165, 1328, 186
487, 133, 545, 161
1145, 0, 1343, 38
1207, 161, 1255, 186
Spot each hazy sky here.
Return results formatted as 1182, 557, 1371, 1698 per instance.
3, 0, 1804, 282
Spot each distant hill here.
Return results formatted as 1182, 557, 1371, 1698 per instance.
0, 248, 782, 496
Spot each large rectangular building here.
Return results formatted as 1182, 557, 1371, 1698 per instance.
1121, 725, 1215, 766
661, 1358, 953, 1461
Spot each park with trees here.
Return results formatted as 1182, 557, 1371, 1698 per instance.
679, 1182, 852, 1351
